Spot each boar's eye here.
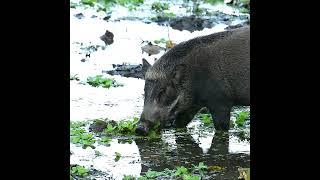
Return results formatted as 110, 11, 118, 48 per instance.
158, 86, 176, 105
157, 89, 166, 101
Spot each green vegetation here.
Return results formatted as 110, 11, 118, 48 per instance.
70, 74, 80, 81
76, 0, 144, 12
98, 136, 112, 145
123, 175, 136, 180
117, 118, 139, 134
118, 138, 133, 144
71, 129, 96, 149
122, 162, 220, 179
174, 166, 189, 176
235, 111, 249, 127
70, 165, 90, 177
153, 38, 167, 44
239, 7, 249, 13
145, 130, 161, 140
197, 113, 213, 126
192, 2, 204, 16
115, 152, 121, 162
204, 0, 224, 5
70, 121, 96, 149
150, 1, 175, 21
163, 12, 176, 18
100, 117, 141, 136
192, 162, 207, 176
207, 165, 223, 171
232, 110, 250, 141
87, 75, 123, 88
71, 121, 87, 129
94, 150, 102, 156
116, 0, 144, 7
151, 2, 169, 13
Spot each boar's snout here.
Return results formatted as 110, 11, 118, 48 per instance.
135, 119, 150, 136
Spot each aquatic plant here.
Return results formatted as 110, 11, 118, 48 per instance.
239, 7, 249, 13
151, 2, 169, 13
70, 165, 90, 177
197, 113, 213, 126
98, 136, 112, 145
153, 38, 167, 44
204, 0, 224, 5
115, 152, 121, 162
102, 118, 139, 135
70, 121, 96, 148
86, 75, 123, 88
122, 162, 219, 179
235, 111, 249, 127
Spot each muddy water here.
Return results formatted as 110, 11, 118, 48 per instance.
70, 0, 250, 179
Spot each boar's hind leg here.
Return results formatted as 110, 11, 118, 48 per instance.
209, 106, 231, 131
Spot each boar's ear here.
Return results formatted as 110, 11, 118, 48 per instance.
142, 58, 151, 78
172, 64, 186, 86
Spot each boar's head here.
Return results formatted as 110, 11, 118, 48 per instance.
136, 58, 200, 135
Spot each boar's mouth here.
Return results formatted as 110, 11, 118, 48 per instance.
163, 112, 192, 128
166, 107, 201, 128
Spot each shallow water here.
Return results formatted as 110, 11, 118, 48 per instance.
70, 0, 250, 179
70, 112, 249, 179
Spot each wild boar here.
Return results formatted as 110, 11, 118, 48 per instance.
136, 26, 249, 135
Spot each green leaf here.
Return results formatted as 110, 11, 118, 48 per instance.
71, 136, 80, 143
235, 111, 249, 127
175, 166, 188, 176
183, 174, 200, 180
115, 152, 121, 162
137, 177, 148, 180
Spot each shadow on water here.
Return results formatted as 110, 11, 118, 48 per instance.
70, 112, 249, 179
135, 129, 249, 179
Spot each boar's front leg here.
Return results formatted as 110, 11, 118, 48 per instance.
209, 106, 231, 131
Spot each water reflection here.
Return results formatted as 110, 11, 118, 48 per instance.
70, 126, 249, 179
135, 128, 249, 178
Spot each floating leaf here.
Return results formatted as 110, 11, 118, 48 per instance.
115, 152, 121, 162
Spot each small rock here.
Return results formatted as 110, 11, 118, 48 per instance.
225, 23, 248, 30
141, 42, 164, 56
100, 30, 114, 45
80, 58, 86, 62
104, 63, 144, 79
91, 15, 98, 18
103, 15, 111, 21
89, 119, 107, 133
74, 13, 84, 19
169, 15, 214, 32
